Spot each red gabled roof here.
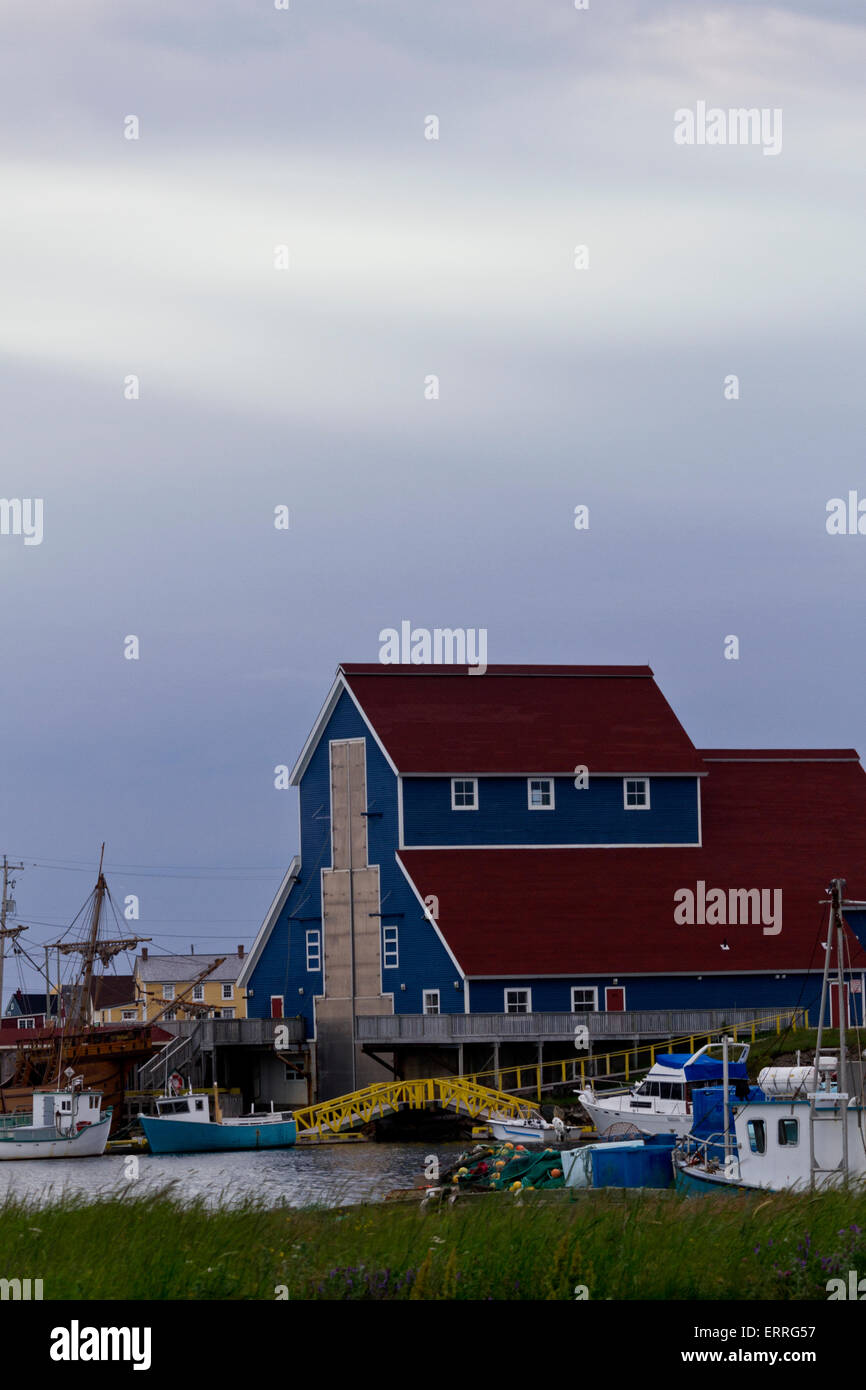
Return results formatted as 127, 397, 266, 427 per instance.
399, 754, 866, 975
91, 975, 136, 1010
341, 664, 705, 774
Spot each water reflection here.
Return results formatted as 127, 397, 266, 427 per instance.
0, 1142, 464, 1209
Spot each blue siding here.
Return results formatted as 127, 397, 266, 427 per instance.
468, 973, 854, 1023
402, 776, 700, 846
247, 690, 462, 1029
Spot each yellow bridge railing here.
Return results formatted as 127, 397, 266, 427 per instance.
292, 1010, 809, 1138
444, 1008, 811, 1100
292, 1076, 538, 1139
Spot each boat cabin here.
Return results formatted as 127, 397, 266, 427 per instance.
154, 1095, 210, 1123
31, 1090, 103, 1127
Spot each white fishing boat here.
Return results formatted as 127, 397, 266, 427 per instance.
486, 1113, 583, 1146
576, 1041, 751, 1138
0, 1073, 111, 1160
674, 878, 866, 1193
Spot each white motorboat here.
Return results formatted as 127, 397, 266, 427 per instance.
486, 1114, 583, 1146
576, 1041, 751, 1138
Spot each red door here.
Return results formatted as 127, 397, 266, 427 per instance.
605, 986, 626, 1012
830, 984, 849, 1028
270, 995, 284, 1019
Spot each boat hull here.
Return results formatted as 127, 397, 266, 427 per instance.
577, 1094, 691, 1138
139, 1115, 296, 1154
0, 1116, 111, 1160
673, 1160, 754, 1195
487, 1121, 551, 1146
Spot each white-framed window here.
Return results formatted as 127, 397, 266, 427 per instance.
121, 1010, 137, 1021
18, 1017, 34, 1030
423, 989, 440, 1015
623, 777, 650, 810
222, 1008, 235, 1020
162, 984, 175, 1000
383, 926, 399, 968
192, 984, 204, 1002
164, 1010, 176, 1022
527, 777, 554, 809
504, 988, 531, 1014
451, 778, 478, 810
221, 983, 233, 1001
306, 929, 321, 972
571, 986, 598, 1012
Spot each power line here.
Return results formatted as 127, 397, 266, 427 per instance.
10, 855, 283, 878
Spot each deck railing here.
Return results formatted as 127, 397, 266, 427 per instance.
355, 1007, 805, 1043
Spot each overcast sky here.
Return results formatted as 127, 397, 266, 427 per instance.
1, 0, 865, 1000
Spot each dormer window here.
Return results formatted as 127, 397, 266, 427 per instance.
623, 777, 650, 809
528, 778, 554, 809
451, 778, 478, 810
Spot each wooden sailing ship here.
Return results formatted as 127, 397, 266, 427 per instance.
0, 846, 160, 1133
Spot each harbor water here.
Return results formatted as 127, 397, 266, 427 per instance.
0, 1142, 465, 1209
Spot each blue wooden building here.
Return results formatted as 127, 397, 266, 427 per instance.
238, 664, 866, 1098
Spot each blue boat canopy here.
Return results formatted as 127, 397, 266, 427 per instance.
655, 1053, 749, 1082
689, 1083, 765, 1161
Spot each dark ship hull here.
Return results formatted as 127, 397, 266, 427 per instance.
0, 1025, 161, 1134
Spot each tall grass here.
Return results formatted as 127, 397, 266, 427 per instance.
2, 1183, 866, 1299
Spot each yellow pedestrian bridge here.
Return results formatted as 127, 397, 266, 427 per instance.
292, 1076, 538, 1141
291, 1009, 807, 1140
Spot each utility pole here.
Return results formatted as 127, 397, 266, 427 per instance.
345, 753, 359, 1094
0, 856, 27, 1019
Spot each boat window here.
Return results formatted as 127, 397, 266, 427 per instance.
655, 1082, 683, 1101
747, 1119, 766, 1154
778, 1118, 799, 1146
195, 1100, 205, 1111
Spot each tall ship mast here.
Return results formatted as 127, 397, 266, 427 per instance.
0, 846, 159, 1131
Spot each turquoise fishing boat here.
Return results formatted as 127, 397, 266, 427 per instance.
138, 1085, 296, 1155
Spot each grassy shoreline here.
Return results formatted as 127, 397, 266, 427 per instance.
2, 1184, 864, 1300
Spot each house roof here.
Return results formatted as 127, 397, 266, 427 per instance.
5, 991, 48, 1017
136, 954, 242, 984
91, 975, 137, 1010
398, 752, 866, 976
338, 664, 705, 775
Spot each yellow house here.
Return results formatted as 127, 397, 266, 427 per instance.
133, 948, 248, 1023
92, 975, 140, 1025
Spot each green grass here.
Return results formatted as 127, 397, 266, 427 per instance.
745, 1030, 843, 1075
3, 1183, 866, 1300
